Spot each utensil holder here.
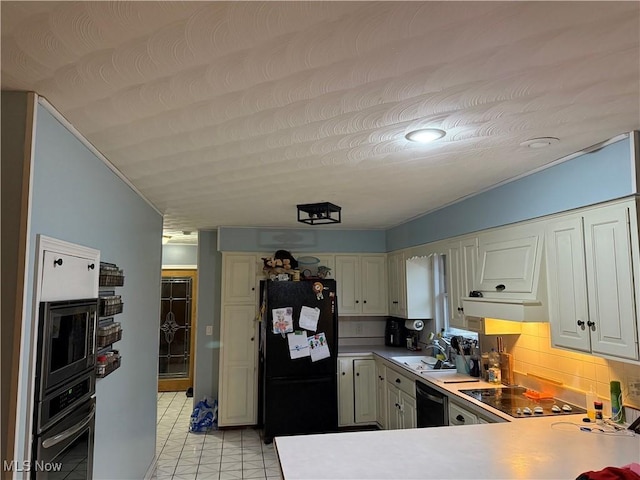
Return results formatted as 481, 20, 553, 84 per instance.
455, 354, 470, 375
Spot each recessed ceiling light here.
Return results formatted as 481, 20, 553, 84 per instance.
405, 128, 446, 143
520, 137, 559, 149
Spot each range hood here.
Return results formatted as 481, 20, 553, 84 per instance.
461, 296, 548, 322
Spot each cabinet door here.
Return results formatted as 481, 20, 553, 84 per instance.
477, 229, 541, 294
41, 251, 99, 301
385, 383, 401, 430
461, 237, 478, 305
353, 359, 376, 424
388, 254, 400, 316
223, 254, 257, 304
375, 360, 387, 428
335, 256, 360, 314
337, 357, 355, 426
400, 391, 417, 429
218, 305, 258, 426
584, 206, 638, 360
361, 255, 387, 315
446, 242, 465, 329
545, 217, 591, 352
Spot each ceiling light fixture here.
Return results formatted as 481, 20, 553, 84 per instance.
297, 202, 342, 225
162, 235, 172, 245
405, 128, 446, 143
520, 137, 560, 149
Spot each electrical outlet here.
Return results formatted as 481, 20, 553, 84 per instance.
628, 377, 640, 401
355, 323, 364, 336
206, 325, 213, 336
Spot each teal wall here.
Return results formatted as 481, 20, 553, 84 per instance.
193, 231, 222, 403
20, 103, 163, 479
218, 227, 386, 253
162, 243, 198, 266
387, 138, 633, 251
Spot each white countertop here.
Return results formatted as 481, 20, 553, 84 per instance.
276, 416, 639, 479
274, 345, 640, 479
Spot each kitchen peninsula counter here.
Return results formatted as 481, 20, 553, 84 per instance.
275, 415, 639, 479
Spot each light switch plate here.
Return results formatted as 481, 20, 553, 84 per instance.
206, 325, 213, 336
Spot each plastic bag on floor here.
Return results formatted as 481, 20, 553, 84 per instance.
189, 397, 217, 433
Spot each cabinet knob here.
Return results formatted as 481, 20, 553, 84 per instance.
587, 321, 595, 328
88, 263, 95, 270
251, 287, 255, 291
53, 258, 63, 267
395, 403, 400, 409
495, 284, 506, 291
356, 372, 360, 376
577, 320, 585, 327
363, 300, 367, 304
395, 378, 401, 384
250, 337, 254, 341
355, 300, 359, 304
393, 301, 399, 304
456, 414, 465, 423
342, 372, 346, 376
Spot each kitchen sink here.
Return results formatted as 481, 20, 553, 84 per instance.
391, 356, 455, 372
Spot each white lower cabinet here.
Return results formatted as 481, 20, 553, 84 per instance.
375, 359, 387, 428
385, 366, 416, 430
218, 305, 258, 426
545, 202, 639, 361
338, 356, 377, 426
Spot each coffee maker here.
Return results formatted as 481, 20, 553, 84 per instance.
385, 318, 404, 347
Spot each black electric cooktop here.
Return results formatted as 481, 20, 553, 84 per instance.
459, 386, 587, 418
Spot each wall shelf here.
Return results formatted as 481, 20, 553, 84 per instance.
97, 261, 125, 379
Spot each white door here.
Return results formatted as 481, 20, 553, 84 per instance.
218, 305, 257, 426
353, 359, 376, 424
400, 392, 417, 429
477, 230, 540, 294
375, 361, 386, 428
335, 255, 360, 314
446, 242, 464, 329
223, 254, 257, 304
337, 357, 355, 426
388, 253, 400, 316
386, 383, 401, 430
360, 256, 387, 315
545, 216, 591, 352
583, 206, 638, 360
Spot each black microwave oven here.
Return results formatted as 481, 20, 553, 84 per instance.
36, 299, 98, 399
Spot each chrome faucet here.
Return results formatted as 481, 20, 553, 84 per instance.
421, 340, 449, 359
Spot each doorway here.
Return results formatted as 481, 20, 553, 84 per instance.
158, 269, 197, 392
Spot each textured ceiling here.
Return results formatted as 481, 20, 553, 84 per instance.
2, 1, 639, 241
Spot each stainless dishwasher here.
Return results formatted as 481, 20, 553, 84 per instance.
416, 381, 449, 427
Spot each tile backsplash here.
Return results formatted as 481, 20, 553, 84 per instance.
338, 316, 386, 346
493, 322, 640, 410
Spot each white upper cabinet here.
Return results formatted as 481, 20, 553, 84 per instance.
39, 236, 100, 302
546, 201, 639, 361
476, 224, 543, 297
446, 236, 478, 329
388, 252, 407, 318
335, 255, 387, 315
223, 254, 258, 304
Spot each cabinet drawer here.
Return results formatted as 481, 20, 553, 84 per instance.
386, 367, 415, 397
449, 402, 478, 426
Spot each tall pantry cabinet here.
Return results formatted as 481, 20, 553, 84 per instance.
218, 254, 260, 426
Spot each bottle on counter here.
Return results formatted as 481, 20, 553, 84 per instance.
585, 385, 597, 420
594, 401, 604, 424
610, 381, 625, 423
487, 348, 501, 384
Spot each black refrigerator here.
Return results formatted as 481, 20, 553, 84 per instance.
260, 279, 338, 444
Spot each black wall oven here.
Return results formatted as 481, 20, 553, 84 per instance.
36, 299, 97, 398
33, 299, 98, 479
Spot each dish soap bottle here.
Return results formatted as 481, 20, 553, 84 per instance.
488, 349, 501, 384
610, 381, 625, 423
585, 385, 597, 420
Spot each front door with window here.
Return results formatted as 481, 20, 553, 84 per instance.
158, 270, 197, 392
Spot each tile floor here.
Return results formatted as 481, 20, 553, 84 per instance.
152, 392, 282, 480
